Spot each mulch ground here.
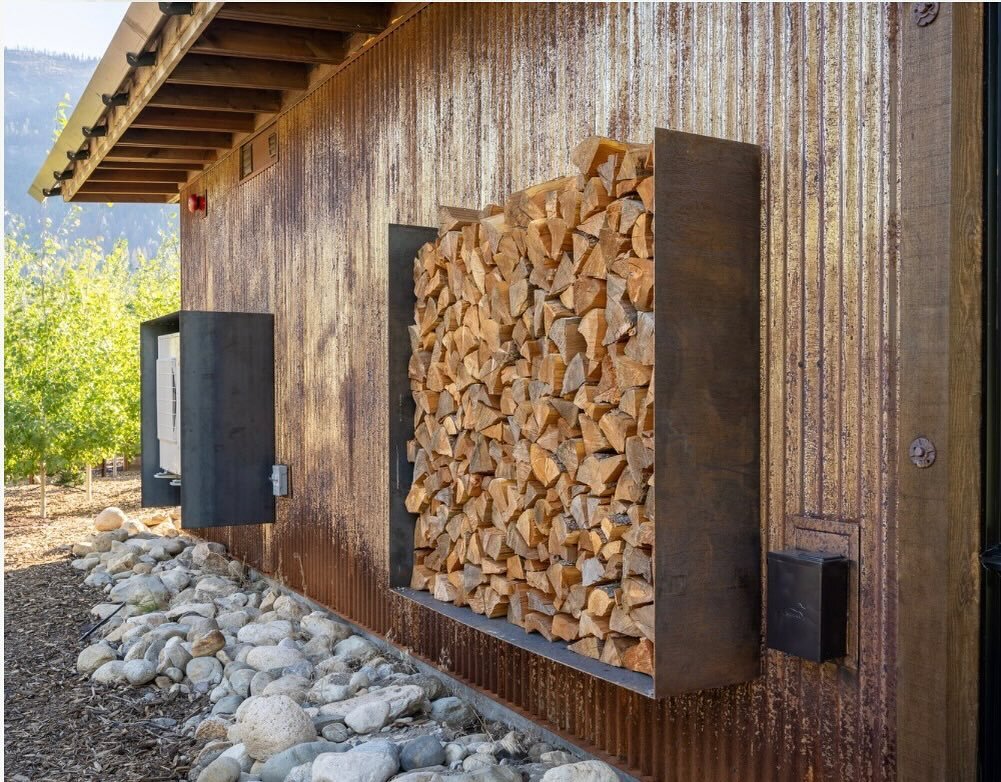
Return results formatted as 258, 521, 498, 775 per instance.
4, 474, 201, 781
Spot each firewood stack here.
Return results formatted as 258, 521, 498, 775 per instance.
405, 136, 655, 676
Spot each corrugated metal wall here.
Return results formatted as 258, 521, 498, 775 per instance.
181, 4, 900, 779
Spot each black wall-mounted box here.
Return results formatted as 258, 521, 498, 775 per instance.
140, 310, 275, 528
766, 549, 849, 662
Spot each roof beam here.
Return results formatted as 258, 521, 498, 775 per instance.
77, 181, 180, 195
215, 3, 390, 33
147, 83, 283, 113
189, 20, 350, 64
70, 193, 173, 203
167, 54, 310, 91
89, 168, 191, 183
119, 128, 233, 149
55, 1, 224, 202
133, 107, 258, 133
105, 146, 217, 165
97, 159, 199, 171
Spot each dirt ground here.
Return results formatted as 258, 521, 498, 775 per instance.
4, 474, 200, 781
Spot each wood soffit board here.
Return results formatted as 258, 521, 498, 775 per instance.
36, 2, 424, 204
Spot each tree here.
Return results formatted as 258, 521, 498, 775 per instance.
4, 214, 180, 514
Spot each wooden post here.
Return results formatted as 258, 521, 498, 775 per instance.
85, 464, 93, 500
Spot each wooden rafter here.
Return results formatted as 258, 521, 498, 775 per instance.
105, 147, 217, 164
77, 181, 180, 195
97, 160, 198, 171
88, 168, 191, 183
70, 193, 173, 203
147, 84, 283, 113
119, 128, 233, 149
215, 2, 390, 33
133, 107, 258, 133
189, 20, 350, 64
167, 54, 310, 91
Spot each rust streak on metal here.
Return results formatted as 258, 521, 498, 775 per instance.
183, 3, 901, 778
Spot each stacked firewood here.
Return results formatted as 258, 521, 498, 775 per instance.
406, 136, 655, 676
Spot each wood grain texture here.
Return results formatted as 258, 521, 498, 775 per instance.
653, 128, 761, 696
896, 4, 983, 781
179, 4, 912, 779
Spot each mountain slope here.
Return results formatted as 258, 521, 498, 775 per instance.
4, 48, 176, 255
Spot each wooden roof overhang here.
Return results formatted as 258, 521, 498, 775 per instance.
31, 2, 418, 204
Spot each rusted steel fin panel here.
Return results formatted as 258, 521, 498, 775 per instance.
653, 127, 762, 696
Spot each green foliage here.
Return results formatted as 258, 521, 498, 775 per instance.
4, 215, 180, 482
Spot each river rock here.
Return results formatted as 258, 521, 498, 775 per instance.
296, 608, 352, 640
400, 735, 446, 771
160, 569, 191, 593
273, 595, 309, 621
237, 695, 317, 761
92, 660, 127, 685
84, 570, 114, 588
246, 645, 305, 672
145, 511, 172, 527
332, 635, 376, 663
463, 753, 498, 771
77, 641, 117, 675
195, 755, 241, 782
309, 672, 355, 704
187, 656, 224, 687
429, 696, 476, 728
110, 575, 169, 611
344, 699, 391, 734
540, 761, 620, 782
262, 673, 309, 702
228, 667, 256, 697
237, 620, 293, 646
212, 695, 244, 716
192, 543, 232, 576
217, 610, 251, 632
158, 637, 192, 672
312, 749, 399, 782
95, 506, 128, 531
259, 740, 346, 782
123, 659, 157, 685
318, 684, 426, 722
195, 576, 239, 600
195, 717, 231, 742
321, 721, 350, 742
105, 549, 139, 575
192, 629, 226, 657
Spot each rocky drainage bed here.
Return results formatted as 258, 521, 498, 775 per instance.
68, 507, 621, 782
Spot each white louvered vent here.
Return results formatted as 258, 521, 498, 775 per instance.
156, 333, 181, 476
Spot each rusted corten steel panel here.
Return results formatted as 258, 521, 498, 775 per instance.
181, 4, 899, 779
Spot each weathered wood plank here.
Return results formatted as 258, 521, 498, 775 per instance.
105, 146, 216, 164
190, 19, 350, 64
148, 84, 283, 113
118, 128, 233, 149
215, 2, 390, 33
167, 54, 310, 91
896, 4, 983, 780
133, 107, 258, 133
88, 168, 190, 183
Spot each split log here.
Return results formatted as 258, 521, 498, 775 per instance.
408, 134, 657, 672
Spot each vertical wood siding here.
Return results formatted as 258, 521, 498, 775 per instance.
181, 4, 900, 779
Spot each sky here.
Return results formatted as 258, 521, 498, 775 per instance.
1, 0, 128, 58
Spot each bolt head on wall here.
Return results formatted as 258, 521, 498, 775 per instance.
913, 2, 939, 26
909, 436, 936, 468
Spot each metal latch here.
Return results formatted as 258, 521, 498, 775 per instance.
270, 464, 289, 497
